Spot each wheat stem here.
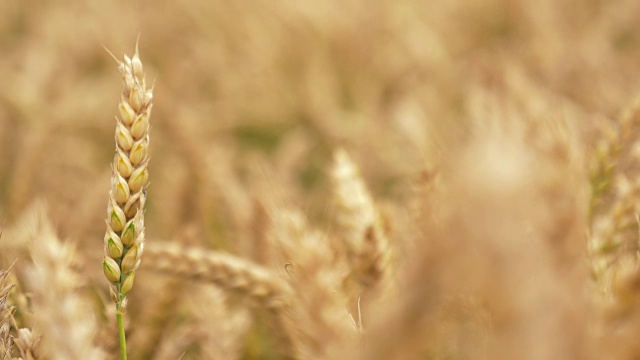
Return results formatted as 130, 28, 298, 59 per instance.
116, 310, 127, 360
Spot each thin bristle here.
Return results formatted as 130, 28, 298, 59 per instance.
101, 45, 121, 67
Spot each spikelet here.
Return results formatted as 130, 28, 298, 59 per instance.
103, 42, 153, 309
331, 148, 390, 290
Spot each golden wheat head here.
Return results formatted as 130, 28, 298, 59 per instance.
103, 42, 153, 307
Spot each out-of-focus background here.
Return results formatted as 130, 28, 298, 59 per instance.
3, 0, 639, 249
2, 0, 640, 359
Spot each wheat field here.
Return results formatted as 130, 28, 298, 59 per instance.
2, 1, 640, 359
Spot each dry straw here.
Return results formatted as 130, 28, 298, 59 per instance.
102, 42, 153, 360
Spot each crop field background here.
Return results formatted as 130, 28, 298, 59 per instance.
2, 0, 640, 359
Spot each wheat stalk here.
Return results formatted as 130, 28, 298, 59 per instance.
102, 41, 153, 360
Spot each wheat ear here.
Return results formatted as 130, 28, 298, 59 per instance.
269, 208, 355, 359
144, 242, 292, 309
331, 148, 390, 290
12, 328, 40, 360
103, 41, 153, 360
589, 98, 640, 298
24, 206, 104, 360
